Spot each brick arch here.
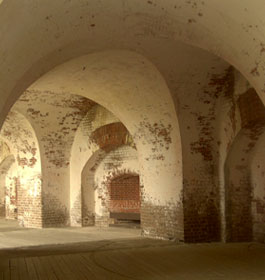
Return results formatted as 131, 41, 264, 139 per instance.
29, 50, 183, 240
90, 122, 135, 152
250, 131, 265, 242
70, 103, 137, 227
81, 145, 139, 227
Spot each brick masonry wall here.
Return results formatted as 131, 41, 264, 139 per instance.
212, 70, 246, 242
5, 161, 18, 220
108, 174, 140, 214
225, 88, 265, 242
177, 63, 234, 242
238, 88, 265, 128
251, 132, 265, 242
238, 89, 265, 242
17, 176, 42, 228
225, 145, 253, 242
141, 201, 184, 241
172, 59, 265, 243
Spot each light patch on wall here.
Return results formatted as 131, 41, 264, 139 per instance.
30, 181, 39, 197
28, 179, 40, 197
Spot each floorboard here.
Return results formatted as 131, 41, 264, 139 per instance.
1, 240, 265, 280
25, 257, 39, 280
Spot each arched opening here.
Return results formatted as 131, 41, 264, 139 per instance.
51, 51, 183, 241
75, 106, 141, 229
0, 110, 42, 228
0, 48, 183, 240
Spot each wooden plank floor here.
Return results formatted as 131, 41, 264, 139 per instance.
1, 242, 265, 280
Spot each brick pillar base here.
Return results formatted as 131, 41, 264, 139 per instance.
141, 202, 184, 241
